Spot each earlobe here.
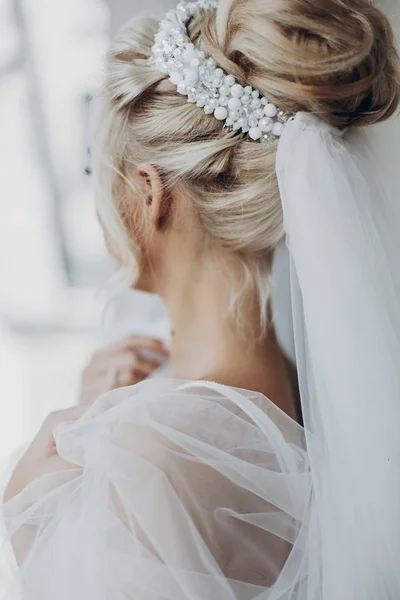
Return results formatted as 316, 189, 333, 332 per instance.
137, 164, 170, 230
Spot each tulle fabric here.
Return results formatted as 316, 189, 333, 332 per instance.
1, 379, 312, 599
277, 113, 400, 599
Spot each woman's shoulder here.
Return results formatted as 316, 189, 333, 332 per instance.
3, 384, 311, 598
54, 378, 307, 475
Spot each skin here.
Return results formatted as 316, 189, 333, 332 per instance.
80, 336, 169, 405
133, 165, 296, 418
5, 164, 297, 504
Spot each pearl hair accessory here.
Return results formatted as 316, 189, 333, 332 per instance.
149, 0, 291, 144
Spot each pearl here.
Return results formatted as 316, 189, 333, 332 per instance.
213, 77, 222, 87
264, 103, 277, 117
228, 97, 241, 111
219, 85, 229, 96
206, 57, 216, 68
184, 44, 197, 61
214, 106, 228, 120
262, 133, 275, 146
185, 67, 199, 85
224, 74, 235, 86
252, 90, 260, 98
219, 96, 228, 106
249, 127, 262, 140
196, 94, 208, 108
214, 68, 224, 79
175, 34, 186, 45
173, 48, 184, 59
261, 97, 268, 105
229, 110, 239, 121
255, 108, 264, 119
209, 98, 219, 110
191, 58, 200, 67
241, 95, 251, 105
251, 98, 261, 108
232, 121, 241, 130
259, 117, 273, 132
178, 6, 190, 19
236, 117, 247, 129
225, 117, 234, 126
244, 86, 252, 95
277, 110, 290, 123
204, 105, 213, 114
242, 124, 250, 133
197, 50, 205, 60
160, 20, 174, 33
230, 83, 244, 98
248, 116, 259, 128
177, 83, 187, 95
272, 122, 284, 136
155, 30, 168, 43
169, 72, 182, 85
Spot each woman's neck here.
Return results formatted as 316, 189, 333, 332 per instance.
159, 260, 298, 422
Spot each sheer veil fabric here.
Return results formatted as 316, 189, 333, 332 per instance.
276, 112, 400, 598
274, 5, 400, 595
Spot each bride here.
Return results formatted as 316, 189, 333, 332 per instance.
2, 0, 400, 597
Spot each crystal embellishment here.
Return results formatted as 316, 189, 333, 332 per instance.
149, 0, 290, 143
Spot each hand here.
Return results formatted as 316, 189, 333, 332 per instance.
4, 405, 86, 503
80, 336, 169, 405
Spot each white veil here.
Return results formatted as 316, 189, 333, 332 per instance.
276, 79, 400, 600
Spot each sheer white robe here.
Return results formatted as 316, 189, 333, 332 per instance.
2, 379, 311, 599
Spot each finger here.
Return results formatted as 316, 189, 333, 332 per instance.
79, 379, 113, 405
81, 365, 136, 396
96, 350, 165, 374
80, 360, 156, 403
84, 339, 169, 374
85, 350, 141, 373
110, 367, 136, 388
31, 405, 88, 455
43, 405, 88, 431
118, 336, 169, 354
110, 365, 154, 388
133, 357, 163, 376
98, 336, 168, 355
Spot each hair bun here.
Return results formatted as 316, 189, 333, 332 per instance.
201, 0, 400, 127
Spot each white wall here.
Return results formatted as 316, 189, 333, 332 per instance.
106, 0, 175, 36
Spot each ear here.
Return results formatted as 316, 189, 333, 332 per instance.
137, 164, 170, 231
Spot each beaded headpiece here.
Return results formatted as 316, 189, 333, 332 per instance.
149, 0, 291, 144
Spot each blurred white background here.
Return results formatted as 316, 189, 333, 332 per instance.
0, 0, 172, 491
0, 0, 173, 590
0, 0, 110, 467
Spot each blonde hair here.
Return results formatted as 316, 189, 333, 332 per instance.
95, 0, 400, 331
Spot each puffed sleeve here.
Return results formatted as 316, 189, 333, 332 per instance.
1, 379, 310, 600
